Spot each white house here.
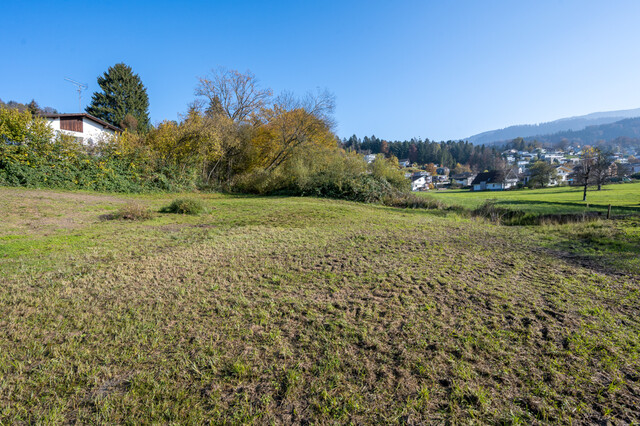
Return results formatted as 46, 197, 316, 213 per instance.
555, 164, 574, 184
451, 172, 476, 187
542, 152, 564, 163
42, 113, 122, 144
364, 154, 377, 164
471, 169, 519, 191
411, 175, 428, 191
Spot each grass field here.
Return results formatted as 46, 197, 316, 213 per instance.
423, 181, 640, 215
1, 186, 639, 424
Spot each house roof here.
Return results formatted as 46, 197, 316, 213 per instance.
556, 165, 574, 172
471, 169, 518, 185
41, 113, 122, 133
451, 172, 474, 179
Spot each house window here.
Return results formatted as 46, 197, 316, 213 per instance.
60, 117, 83, 133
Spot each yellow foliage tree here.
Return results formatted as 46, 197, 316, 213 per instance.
253, 90, 338, 173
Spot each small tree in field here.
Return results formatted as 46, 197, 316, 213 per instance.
592, 148, 613, 190
573, 147, 595, 201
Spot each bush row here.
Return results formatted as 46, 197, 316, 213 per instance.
0, 137, 199, 193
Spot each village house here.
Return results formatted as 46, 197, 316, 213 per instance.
363, 154, 376, 164
450, 172, 476, 187
542, 152, 565, 163
409, 171, 432, 191
555, 164, 574, 184
471, 169, 519, 191
411, 174, 428, 191
42, 113, 122, 144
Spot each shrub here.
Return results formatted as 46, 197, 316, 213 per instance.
160, 198, 205, 215
369, 156, 411, 193
472, 200, 603, 226
0, 109, 201, 193
472, 201, 525, 225
231, 148, 418, 206
381, 192, 444, 209
107, 203, 153, 221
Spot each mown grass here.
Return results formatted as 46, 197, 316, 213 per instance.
424, 181, 640, 215
1, 186, 639, 424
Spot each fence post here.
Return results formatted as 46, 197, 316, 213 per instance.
607, 204, 611, 220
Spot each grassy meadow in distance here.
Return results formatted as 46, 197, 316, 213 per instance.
423, 181, 640, 215
1, 186, 639, 424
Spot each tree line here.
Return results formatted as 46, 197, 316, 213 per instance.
0, 99, 57, 115
342, 135, 505, 172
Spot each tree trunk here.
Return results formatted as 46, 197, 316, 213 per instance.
583, 182, 588, 201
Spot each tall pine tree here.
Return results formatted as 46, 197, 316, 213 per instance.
86, 63, 150, 133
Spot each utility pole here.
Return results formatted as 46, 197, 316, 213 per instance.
64, 77, 87, 112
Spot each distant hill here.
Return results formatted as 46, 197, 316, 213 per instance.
524, 116, 640, 147
466, 108, 640, 145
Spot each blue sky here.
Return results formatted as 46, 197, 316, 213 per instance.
3, 0, 640, 140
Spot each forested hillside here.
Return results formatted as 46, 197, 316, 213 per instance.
524, 117, 640, 148
467, 108, 640, 145
342, 135, 504, 171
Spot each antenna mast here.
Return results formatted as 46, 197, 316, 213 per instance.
64, 77, 88, 112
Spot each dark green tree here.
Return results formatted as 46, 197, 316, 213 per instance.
27, 100, 41, 116
527, 161, 557, 188
86, 63, 150, 133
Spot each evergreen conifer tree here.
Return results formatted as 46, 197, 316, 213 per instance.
86, 63, 150, 133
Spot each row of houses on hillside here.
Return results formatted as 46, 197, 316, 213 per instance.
407, 158, 639, 192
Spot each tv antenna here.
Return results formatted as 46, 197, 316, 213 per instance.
64, 77, 88, 112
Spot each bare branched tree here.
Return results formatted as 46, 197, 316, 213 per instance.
273, 88, 337, 130
572, 148, 595, 201
592, 148, 614, 190
195, 68, 272, 123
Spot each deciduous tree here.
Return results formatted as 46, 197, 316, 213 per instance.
573, 147, 596, 201
195, 68, 272, 123
527, 161, 557, 188
257, 90, 337, 173
592, 148, 613, 190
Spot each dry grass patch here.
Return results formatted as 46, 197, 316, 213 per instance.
103, 203, 153, 221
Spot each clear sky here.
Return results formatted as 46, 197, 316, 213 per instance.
3, 0, 640, 141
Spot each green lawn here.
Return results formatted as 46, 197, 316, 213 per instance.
423, 181, 640, 215
1, 187, 639, 424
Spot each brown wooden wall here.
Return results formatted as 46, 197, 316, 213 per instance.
60, 117, 83, 133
